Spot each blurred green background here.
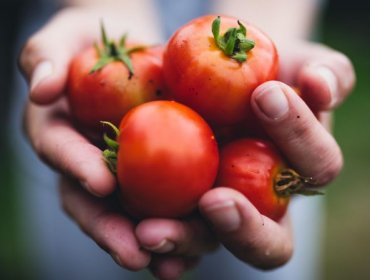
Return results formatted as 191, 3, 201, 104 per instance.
321, 2, 370, 279
1, 1, 370, 279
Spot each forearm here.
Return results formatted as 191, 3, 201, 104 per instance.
210, 0, 322, 42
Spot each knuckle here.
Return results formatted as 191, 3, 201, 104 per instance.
330, 51, 356, 93
282, 114, 343, 186
89, 212, 114, 249
92, 214, 149, 271
315, 146, 343, 186
285, 117, 313, 144
257, 244, 294, 271
19, 36, 43, 75
331, 51, 352, 70
58, 183, 71, 215
240, 234, 294, 270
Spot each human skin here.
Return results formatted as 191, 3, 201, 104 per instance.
19, 0, 355, 279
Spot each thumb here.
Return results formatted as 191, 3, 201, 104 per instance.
199, 187, 293, 270
18, 10, 93, 104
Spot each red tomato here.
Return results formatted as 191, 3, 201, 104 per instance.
216, 138, 290, 221
115, 100, 219, 218
67, 27, 165, 135
163, 15, 278, 126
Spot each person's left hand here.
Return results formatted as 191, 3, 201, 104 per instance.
133, 40, 355, 278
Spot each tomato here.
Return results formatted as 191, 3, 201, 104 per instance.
163, 15, 278, 126
212, 118, 268, 145
111, 100, 219, 219
216, 138, 290, 221
67, 25, 165, 136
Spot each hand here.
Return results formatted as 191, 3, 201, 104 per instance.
19, 3, 162, 105
19, 5, 355, 279
252, 40, 355, 184
19, 5, 175, 279
59, 176, 219, 278
134, 40, 355, 277
24, 95, 213, 278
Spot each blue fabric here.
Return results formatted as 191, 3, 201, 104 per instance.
155, 0, 210, 39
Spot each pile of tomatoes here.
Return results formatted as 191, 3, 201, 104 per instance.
67, 15, 310, 222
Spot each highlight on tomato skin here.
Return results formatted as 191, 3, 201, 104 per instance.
163, 14, 279, 126
106, 100, 220, 219
216, 138, 290, 221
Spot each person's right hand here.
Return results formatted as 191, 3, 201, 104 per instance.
133, 38, 356, 278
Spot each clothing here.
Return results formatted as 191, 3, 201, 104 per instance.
10, 1, 324, 279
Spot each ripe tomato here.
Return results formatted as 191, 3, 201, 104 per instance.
163, 15, 278, 126
216, 138, 290, 221
113, 101, 219, 219
67, 25, 165, 135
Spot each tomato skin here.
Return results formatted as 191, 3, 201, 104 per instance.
163, 15, 278, 126
67, 44, 165, 135
216, 138, 289, 221
116, 100, 219, 219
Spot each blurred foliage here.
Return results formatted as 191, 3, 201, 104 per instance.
322, 2, 370, 280
0, 148, 28, 280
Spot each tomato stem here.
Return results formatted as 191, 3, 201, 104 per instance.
101, 121, 120, 174
90, 21, 146, 79
212, 16, 255, 63
274, 168, 323, 197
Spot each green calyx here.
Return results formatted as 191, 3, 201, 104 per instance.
274, 168, 324, 197
212, 16, 255, 63
90, 22, 146, 79
101, 121, 120, 174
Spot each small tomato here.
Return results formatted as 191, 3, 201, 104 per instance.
67, 24, 165, 135
104, 100, 219, 219
216, 138, 318, 221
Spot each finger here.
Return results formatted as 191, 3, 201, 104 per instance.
24, 100, 116, 196
149, 255, 199, 280
251, 81, 343, 185
18, 9, 93, 104
199, 187, 293, 270
279, 42, 355, 110
59, 177, 151, 271
136, 217, 218, 256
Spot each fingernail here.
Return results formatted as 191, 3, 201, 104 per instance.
30, 60, 53, 93
255, 85, 289, 120
316, 66, 338, 106
112, 253, 123, 266
144, 239, 175, 253
203, 200, 241, 232
80, 180, 104, 197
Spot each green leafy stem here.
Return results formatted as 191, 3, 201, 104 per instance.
101, 121, 120, 174
212, 16, 255, 63
90, 22, 146, 79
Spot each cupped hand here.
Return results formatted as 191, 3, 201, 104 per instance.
19, 4, 169, 278
19, 4, 162, 196
19, 6, 355, 278
252, 40, 355, 185
19, 4, 162, 105
135, 40, 355, 278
